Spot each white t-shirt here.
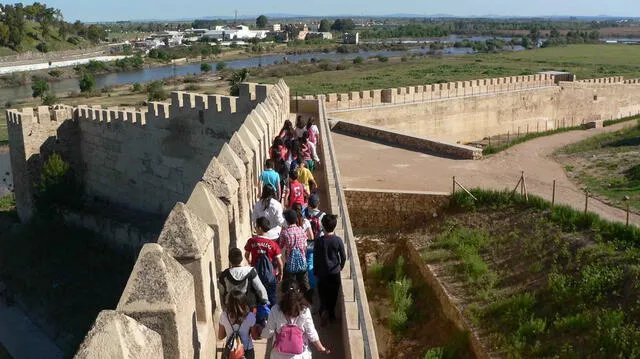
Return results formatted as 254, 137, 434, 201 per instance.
220, 311, 256, 350
261, 305, 319, 359
252, 199, 285, 239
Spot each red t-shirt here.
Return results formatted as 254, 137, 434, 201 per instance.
288, 181, 305, 208
244, 235, 282, 271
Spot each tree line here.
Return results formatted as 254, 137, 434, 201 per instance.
0, 2, 108, 51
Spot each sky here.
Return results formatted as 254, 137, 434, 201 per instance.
40, 0, 640, 22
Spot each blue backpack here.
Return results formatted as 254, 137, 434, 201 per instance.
256, 252, 276, 285
286, 246, 306, 273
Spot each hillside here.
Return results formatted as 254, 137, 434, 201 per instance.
0, 21, 93, 57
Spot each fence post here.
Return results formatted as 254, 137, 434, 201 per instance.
552, 180, 556, 206
584, 191, 589, 214
627, 202, 630, 227
296, 92, 299, 113
452, 176, 456, 194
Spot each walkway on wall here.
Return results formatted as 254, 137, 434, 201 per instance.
332, 120, 640, 227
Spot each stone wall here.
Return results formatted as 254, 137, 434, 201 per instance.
330, 118, 482, 160
316, 74, 557, 111
6, 81, 290, 358
72, 81, 289, 358
331, 79, 640, 143
345, 188, 450, 231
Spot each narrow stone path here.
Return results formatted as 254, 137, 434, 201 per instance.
332, 120, 640, 226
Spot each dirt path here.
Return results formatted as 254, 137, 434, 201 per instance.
332, 121, 640, 226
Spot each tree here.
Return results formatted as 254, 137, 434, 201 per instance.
229, 68, 249, 96
331, 18, 356, 31
319, 19, 331, 32
529, 26, 541, 45
256, 15, 268, 29
216, 61, 227, 71
79, 73, 96, 93
147, 81, 168, 101
200, 63, 212, 73
32, 79, 50, 99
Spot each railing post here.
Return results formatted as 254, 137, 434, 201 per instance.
552, 179, 556, 206
452, 176, 456, 194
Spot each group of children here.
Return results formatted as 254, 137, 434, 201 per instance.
216, 116, 346, 358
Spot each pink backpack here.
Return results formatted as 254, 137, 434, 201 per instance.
274, 318, 304, 354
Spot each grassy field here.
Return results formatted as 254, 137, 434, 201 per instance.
253, 44, 640, 95
419, 190, 640, 358
555, 120, 640, 213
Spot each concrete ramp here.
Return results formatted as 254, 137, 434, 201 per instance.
329, 118, 482, 160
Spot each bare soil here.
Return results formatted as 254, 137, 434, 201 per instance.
332, 120, 640, 226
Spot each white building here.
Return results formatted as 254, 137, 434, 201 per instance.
150, 31, 184, 46
306, 32, 333, 40
202, 25, 269, 41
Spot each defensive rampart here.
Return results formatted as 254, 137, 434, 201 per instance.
318, 76, 640, 143
299, 74, 557, 111
7, 82, 290, 358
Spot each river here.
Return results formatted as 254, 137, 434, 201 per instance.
0, 46, 522, 104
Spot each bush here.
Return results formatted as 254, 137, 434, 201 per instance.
31, 79, 50, 99
35, 153, 81, 215
378, 55, 389, 62
48, 70, 62, 78
36, 42, 49, 53
216, 61, 227, 71
184, 84, 201, 91
353, 56, 364, 64
131, 83, 143, 92
79, 73, 96, 93
146, 81, 168, 101
336, 63, 348, 71
42, 93, 57, 105
200, 63, 212, 73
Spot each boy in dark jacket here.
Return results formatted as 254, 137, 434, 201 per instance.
313, 214, 346, 324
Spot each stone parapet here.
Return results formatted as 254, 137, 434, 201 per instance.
331, 118, 483, 160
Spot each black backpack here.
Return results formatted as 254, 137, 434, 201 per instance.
219, 269, 258, 307
255, 252, 276, 285
221, 313, 245, 359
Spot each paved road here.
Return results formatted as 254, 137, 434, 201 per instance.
332, 121, 640, 226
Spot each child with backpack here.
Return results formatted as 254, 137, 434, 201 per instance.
244, 217, 284, 308
260, 279, 330, 358
285, 171, 306, 209
218, 291, 258, 359
219, 248, 269, 310
279, 210, 309, 287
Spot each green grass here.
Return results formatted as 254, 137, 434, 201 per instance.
562, 120, 640, 154
421, 189, 640, 358
0, 194, 15, 211
556, 120, 640, 212
254, 44, 640, 95
388, 256, 413, 333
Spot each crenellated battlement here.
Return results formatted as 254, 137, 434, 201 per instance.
317, 74, 559, 111
577, 76, 624, 84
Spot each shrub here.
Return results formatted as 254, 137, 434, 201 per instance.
216, 61, 227, 71
79, 73, 96, 93
31, 79, 50, 99
35, 153, 81, 215
131, 83, 143, 92
184, 84, 201, 91
48, 70, 62, 78
336, 63, 348, 71
318, 62, 332, 71
625, 164, 640, 182
353, 56, 364, 64
147, 81, 168, 101
200, 63, 212, 73
42, 93, 57, 105
378, 55, 389, 62
36, 42, 49, 53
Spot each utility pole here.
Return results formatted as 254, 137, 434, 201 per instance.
234, 10, 238, 26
